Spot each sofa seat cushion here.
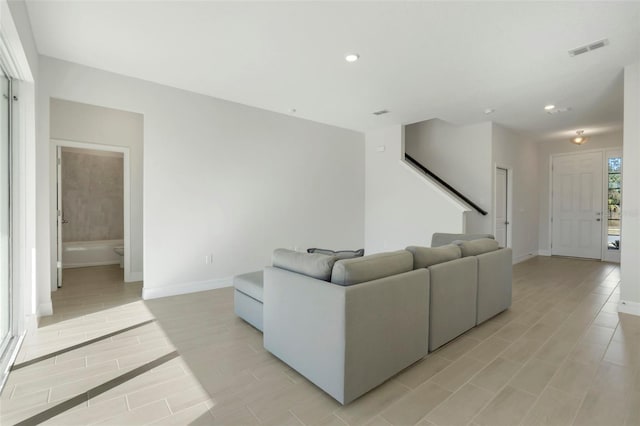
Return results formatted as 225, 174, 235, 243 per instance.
234, 270, 264, 302
406, 244, 461, 269
431, 233, 495, 247
273, 249, 338, 281
458, 238, 500, 257
331, 250, 413, 286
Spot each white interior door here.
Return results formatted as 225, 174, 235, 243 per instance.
495, 167, 508, 247
56, 146, 63, 288
552, 151, 603, 259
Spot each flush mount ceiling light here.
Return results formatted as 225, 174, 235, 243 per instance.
544, 104, 556, 111
571, 130, 588, 145
484, 108, 495, 115
345, 53, 360, 63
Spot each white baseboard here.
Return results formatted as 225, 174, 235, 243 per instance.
142, 277, 233, 300
618, 300, 640, 317
538, 250, 551, 256
126, 271, 143, 283
513, 253, 536, 264
37, 301, 53, 317
63, 260, 120, 269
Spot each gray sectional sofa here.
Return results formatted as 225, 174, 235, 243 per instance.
237, 234, 512, 405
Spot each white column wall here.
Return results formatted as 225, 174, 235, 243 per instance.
620, 62, 640, 315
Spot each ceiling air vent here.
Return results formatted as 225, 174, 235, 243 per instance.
372, 109, 389, 116
568, 39, 609, 57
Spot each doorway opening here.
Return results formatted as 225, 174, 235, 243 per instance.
52, 140, 132, 287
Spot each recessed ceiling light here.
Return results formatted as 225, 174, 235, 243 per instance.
544, 104, 556, 111
289, 108, 297, 114
345, 53, 360, 63
484, 108, 495, 115
547, 106, 572, 115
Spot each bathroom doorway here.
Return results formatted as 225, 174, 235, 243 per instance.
53, 140, 132, 287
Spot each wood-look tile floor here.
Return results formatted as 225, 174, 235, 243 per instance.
1, 257, 638, 425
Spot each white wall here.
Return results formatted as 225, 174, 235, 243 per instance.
364, 125, 468, 253
536, 131, 623, 255
38, 57, 365, 302
405, 119, 493, 233
50, 99, 143, 282
491, 124, 539, 263
620, 62, 640, 314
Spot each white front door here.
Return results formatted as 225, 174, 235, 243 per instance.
495, 167, 508, 247
552, 151, 603, 259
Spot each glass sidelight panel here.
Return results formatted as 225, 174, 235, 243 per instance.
607, 157, 622, 251
0, 71, 10, 357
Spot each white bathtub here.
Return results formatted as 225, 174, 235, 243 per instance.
62, 239, 124, 269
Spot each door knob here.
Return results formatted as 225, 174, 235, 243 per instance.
596, 218, 601, 221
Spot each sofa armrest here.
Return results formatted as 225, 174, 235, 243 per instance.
264, 266, 347, 403
263, 267, 429, 404
343, 269, 429, 402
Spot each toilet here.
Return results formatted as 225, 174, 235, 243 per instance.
114, 246, 124, 268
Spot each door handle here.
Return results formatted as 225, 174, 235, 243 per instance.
596, 218, 601, 221
505, 221, 510, 225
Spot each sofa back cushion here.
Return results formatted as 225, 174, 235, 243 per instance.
431, 233, 494, 247
457, 238, 500, 257
331, 250, 413, 286
272, 249, 337, 281
406, 244, 461, 269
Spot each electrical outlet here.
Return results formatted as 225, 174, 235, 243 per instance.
205, 254, 213, 265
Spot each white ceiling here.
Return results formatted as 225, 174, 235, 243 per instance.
25, 1, 640, 140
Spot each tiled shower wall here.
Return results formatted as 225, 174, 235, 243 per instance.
61, 150, 124, 242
